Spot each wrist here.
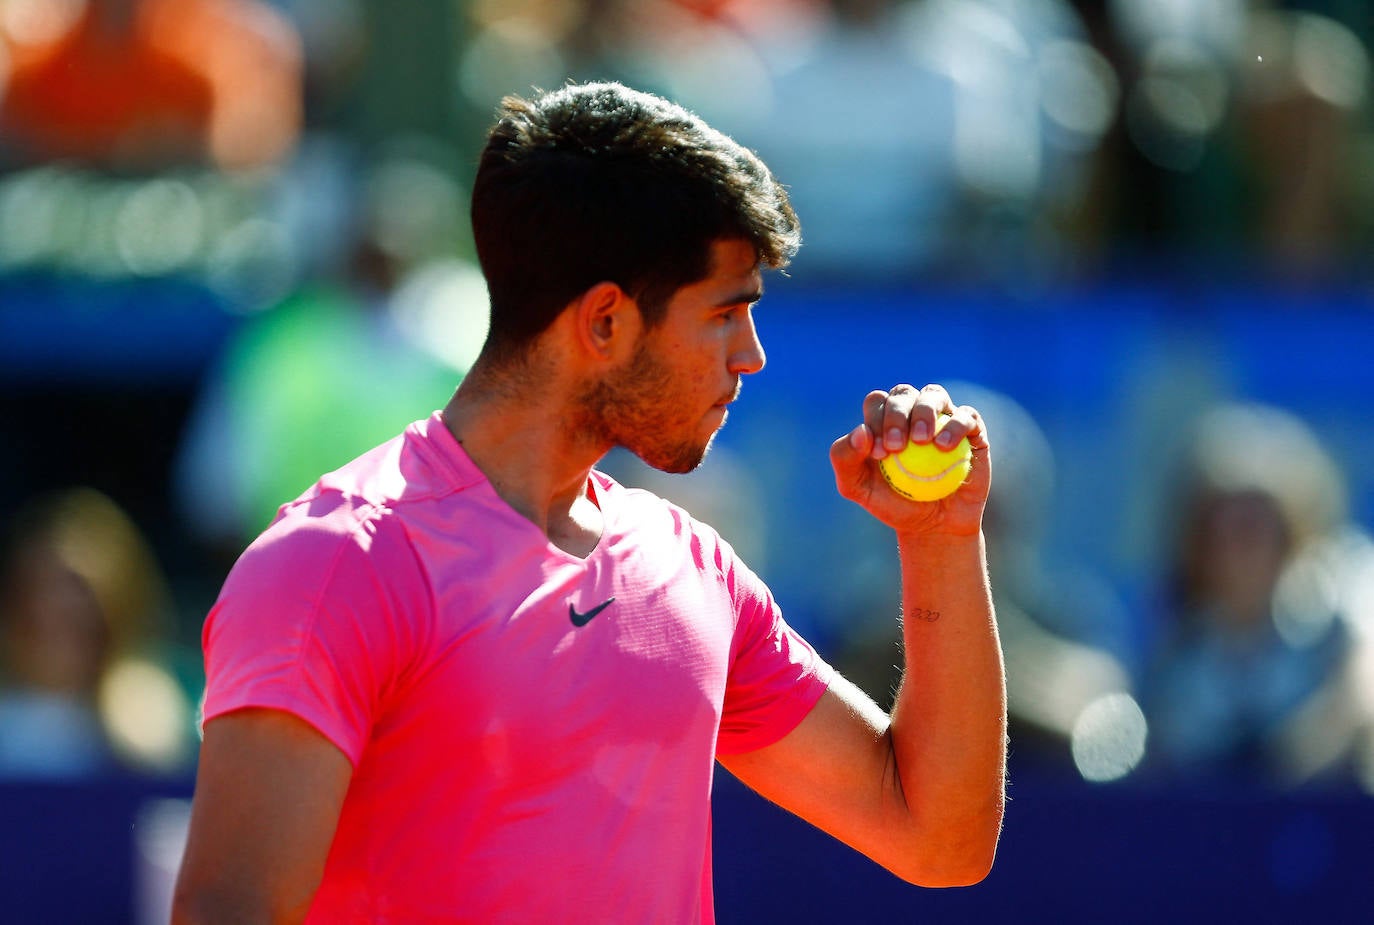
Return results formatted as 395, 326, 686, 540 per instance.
895, 529, 985, 551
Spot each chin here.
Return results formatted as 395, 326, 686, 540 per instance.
620, 409, 727, 474
644, 449, 707, 475
636, 435, 715, 475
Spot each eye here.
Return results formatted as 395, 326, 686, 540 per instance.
720, 302, 755, 323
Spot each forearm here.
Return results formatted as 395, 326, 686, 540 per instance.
171, 889, 304, 925
888, 529, 1006, 883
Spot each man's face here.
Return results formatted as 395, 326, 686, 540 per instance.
579, 239, 766, 473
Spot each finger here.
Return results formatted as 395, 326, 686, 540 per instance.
935, 403, 981, 450
956, 406, 993, 494
879, 384, 920, 455
862, 389, 892, 459
909, 383, 955, 444
829, 423, 873, 496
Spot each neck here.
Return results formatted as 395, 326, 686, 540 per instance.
442, 359, 608, 550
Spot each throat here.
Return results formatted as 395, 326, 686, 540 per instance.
547, 490, 604, 558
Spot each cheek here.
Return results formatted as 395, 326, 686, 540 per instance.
643, 346, 691, 388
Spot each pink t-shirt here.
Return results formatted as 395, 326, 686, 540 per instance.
202, 413, 833, 923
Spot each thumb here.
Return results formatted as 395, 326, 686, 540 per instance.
829, 424, 873, 499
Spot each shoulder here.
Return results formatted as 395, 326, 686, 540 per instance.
594, 468, 723, 540
307, 416, 468, 511
220, 414, 496, 610
257, 412, 485, 550
205, 487, 437, 684
593, 469, 756, 592
208, 497, 418, 657
242, 491, 400, 573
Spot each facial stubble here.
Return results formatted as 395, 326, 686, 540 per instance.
575, 342, 723, 474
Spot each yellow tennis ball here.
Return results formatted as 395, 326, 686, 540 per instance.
879, 415, 972, 502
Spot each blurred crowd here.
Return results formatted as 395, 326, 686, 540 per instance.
2, 0, 1373, 797
831, 390, 1374, 791
1, 0, 1371, 287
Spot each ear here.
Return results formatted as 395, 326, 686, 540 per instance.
572, 281, 641, 361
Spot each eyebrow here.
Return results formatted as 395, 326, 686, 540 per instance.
715, 286, 764, 308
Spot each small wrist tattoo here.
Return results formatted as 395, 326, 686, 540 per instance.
910, 608, 941, 623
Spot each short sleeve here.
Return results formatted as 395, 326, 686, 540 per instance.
716, 556, 834, 756
201, 506, 424, 766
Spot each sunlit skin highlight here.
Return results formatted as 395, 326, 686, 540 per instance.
578, 239, 766, 474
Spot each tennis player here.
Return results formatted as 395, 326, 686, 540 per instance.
172, 81, 1006, 924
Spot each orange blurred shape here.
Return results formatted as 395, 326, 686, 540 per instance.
1, 0, 302, 171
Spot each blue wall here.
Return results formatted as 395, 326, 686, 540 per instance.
713, 770, 1372, 924
4, 275, 1373, 922
3, 772, 1369, 923
701, 278, 1374, 649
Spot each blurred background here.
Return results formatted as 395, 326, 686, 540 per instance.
1, 0, 1372, 921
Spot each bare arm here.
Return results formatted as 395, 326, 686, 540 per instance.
172, 709, 353, 924
720, 383, 1006, 887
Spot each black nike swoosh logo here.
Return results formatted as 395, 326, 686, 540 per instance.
569, 597, 615, 627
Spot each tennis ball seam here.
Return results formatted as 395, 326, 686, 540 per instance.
877, 413, 972, 502
886, 453, 970, 484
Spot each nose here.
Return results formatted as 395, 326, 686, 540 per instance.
728, 309, 766, 376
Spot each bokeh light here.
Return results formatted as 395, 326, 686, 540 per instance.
1071, 692, 1148, 783
3, 1, 1374, 921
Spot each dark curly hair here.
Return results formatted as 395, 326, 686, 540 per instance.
471, 82, 799, 360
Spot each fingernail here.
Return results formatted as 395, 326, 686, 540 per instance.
936, 429, 953, 448
849, 425, 866, 450
885, 427, 904, 450
912, 420, 930, 442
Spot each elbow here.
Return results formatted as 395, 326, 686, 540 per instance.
899, 849, 997, 888
889, 804, 1004, 888
891, 843, 998, 889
